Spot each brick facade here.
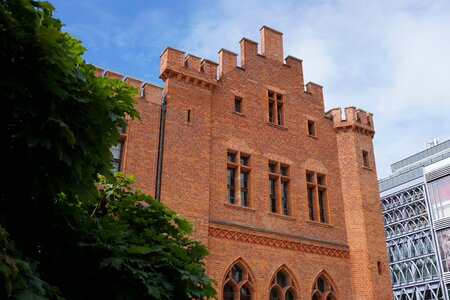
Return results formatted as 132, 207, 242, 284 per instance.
99, 26, 392, 300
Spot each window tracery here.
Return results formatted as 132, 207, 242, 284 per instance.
269, 268, 297, 300
311, 273, 337, 300
223, 261, 254, 300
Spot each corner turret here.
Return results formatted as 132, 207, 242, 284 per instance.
159, 47, 218, 89
326, 107, 375, 137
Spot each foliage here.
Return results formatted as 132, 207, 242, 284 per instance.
0, 226, 61, 299
0, 0, 216, 298
83, 173, 216, 299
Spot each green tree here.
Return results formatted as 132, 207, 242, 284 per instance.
0, 0, 216, 298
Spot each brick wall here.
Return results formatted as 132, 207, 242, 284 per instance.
104, 25, 392, 300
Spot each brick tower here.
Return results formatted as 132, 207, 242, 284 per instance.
327, 107, 392, 299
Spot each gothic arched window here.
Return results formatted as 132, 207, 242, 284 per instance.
312, 273, 337, 300
269, 268, 298, 300
223, 261, 254, 300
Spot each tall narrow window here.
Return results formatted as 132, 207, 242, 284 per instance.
227, 168, 236, 204
307, 119, 316, 137
235, 96, 243, 113
270, 178, 277, 213
362, 150, 370, 168
282, 181, 289, 215
307, 187, 315, 220
268, 90, 284, 126
111, 122, 127, 172
240, 171, 249, 207
227, 151, 252, 207
318, 189, 326, 223
269, 161, 291, 215
187, 109, 191, 123
111, 141, 124, 172
269, 101, 275, 123
306, 171, 329, 223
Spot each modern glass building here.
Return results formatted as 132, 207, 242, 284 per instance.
379, 139, 450, 300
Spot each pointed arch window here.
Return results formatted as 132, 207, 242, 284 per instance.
312, 273, 337, 300
223, 262, 254, 300
270, 268, 297, 300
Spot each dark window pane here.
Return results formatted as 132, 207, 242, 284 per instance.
270, 178, 277, 213
363, 150, 370, 167
240, 155, 249, 166
270, 288, 280, 300
277, 103, 283, 126
269, 102, 274, 123
240, 285, 251, 300
241, 171, 249, 207
235, 97, 242, 113
317, 174, 325, 185
317, 276, 325, 293
241, 190, 248, 206
231, 264, 243, 283
223, 282, 234, 300
308, 188, 315, 220
277, 271, 287, 288
227, 168, 235, 204
319, 190, 326, 223
282, 181, 288, 215
276, 94, 282, 101
269, 162, 276, 173
285, 290, 295, 300
306, 172, 314, 183
312, 294, 319, 300
227, 152, 236, 163
268, 91, 274, 98
280, 165, 289, 176
308, 120, 316, 136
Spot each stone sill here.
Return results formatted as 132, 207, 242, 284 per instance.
267, 122, 288, 131
307, 220, 334, 228
224, 203, 256, 212
268, 212, 296, 221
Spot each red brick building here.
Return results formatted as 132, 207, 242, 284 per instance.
100, 26, 392, 300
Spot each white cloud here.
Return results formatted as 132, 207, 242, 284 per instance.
176, 0, 450, 177
56, 0, 450, 178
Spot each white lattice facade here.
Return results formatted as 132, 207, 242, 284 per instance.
379, 139, 450, 300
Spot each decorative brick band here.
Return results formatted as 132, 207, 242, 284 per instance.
209, 227, 350, 259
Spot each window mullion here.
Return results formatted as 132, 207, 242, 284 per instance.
236, 165, 242, 205
276, 176, 282, 214
314, 185, 320, 221
273, 98, 279, 125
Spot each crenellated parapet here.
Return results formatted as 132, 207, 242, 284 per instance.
326, 107, 375, 137
159, 25, 312, 90
159, 47, 218, 90
95, 67, 162, 105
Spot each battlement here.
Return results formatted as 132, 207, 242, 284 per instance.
325, 107, 375, 137
159, 26, 310, 89
96, 67, 162, 105
159, 47, 218, 90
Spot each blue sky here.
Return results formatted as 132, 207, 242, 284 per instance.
53, 0, 450, 178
